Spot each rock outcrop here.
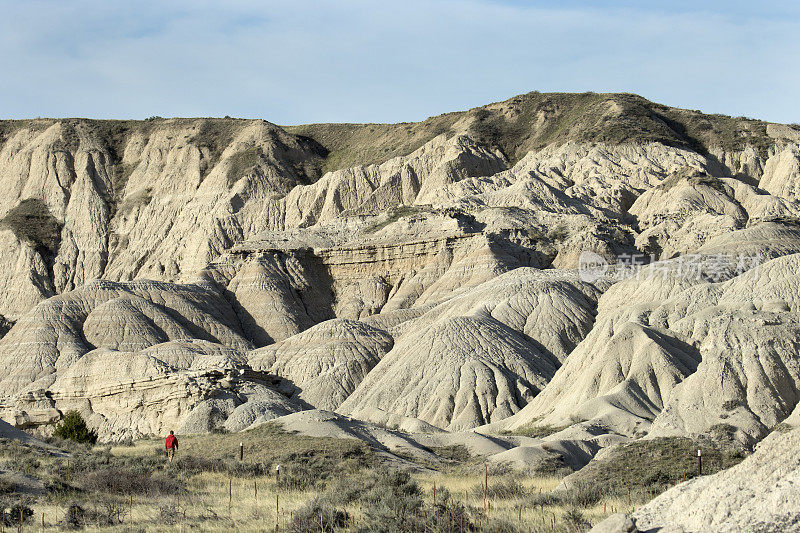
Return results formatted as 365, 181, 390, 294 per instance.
339, 314, 559, 430
2, 92, 800, 453
249, 319, 394, 410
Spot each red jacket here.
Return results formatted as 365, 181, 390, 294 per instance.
165, 434, 178, 449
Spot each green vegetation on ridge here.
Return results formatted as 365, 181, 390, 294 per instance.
0, 92, 785, 189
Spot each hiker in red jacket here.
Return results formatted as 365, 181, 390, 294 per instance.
165, 430, 178, 462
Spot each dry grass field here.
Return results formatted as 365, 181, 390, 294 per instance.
1, 423, 742, 532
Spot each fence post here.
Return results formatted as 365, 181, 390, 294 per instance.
627, 483, 632, 511
275, 493, 279, 533
239, 442, 244, 461
254, 480, 258, 502
433, 482, 437, 524
697, 448, 702, 476
228, 475, 232, 514
484, 463, 488, 512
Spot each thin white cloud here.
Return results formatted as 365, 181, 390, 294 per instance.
0, 0, 798, 123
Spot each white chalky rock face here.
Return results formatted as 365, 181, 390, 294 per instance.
283, 134, 508, 227
0, 279, 251, 400
504, 249, 800, 444
506, 318, 702, 436
0, 120, 320, 320
4, 339, 303, 441
629, 171, 748, 259
392, 267, 603, 362
339, 315, 560, 431
646, 254, 800, 445
759, 144, 800, 201
248, 319, 394, 410
2, 95, 800, 460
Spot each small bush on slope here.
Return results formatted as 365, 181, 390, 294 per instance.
288, 498, 349, 532
53, 411, 97, 445
0, 501, 34, 526
77, 466, 183, 495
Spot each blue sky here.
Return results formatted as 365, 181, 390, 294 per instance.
1, 1, 799, 124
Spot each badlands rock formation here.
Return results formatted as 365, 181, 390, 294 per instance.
1, 91, 800, 467
249, 319, 394, 410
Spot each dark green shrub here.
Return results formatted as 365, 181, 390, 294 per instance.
62, 500, 124, 527
563, 507, 589, 528
0, 315, 12, 338
505, 423, 566, 438
710, 423, 738, 444
532, 455, 572, 477
53, 411, 98, 444
430, 444, 471, 463
528, 491, 562, 508
63, 503, 87, 527
158, 503, 182, 525
548, 223, 570, 242
15, 457, 41, 475
276, 462, 323, 491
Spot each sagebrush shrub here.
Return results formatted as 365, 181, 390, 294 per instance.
0, 476, 14, 494
471, 478, 527, 500
288, 498, 349, 532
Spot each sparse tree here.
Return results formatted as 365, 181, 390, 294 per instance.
53, 411, 98, 444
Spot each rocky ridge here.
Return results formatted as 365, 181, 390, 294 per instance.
1, 93, 800, 487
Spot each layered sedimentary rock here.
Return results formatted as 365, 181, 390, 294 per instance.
7, 340, 301, 440
0, 119, 322, 320
1, 92, 800, 450
0, 279, 251, 399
